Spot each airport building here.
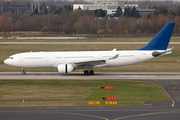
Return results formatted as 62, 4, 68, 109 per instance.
0, 5, 31, 13
74, 2, 126, 15
125, 4, 139, 8
137, 8, 155, 15
73, 3, 124, 14
73, 1, 154, 15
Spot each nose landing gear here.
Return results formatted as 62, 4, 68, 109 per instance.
22, 68, 26, 75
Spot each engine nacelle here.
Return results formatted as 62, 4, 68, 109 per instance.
57, 64, 74, 73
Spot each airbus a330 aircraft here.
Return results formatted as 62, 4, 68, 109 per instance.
4, 23, 175, 75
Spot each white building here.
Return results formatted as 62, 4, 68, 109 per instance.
73, 3, 124, 15
125, 4, 139, 8
73, 2, 154, 16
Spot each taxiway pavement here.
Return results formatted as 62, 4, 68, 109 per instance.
0, 106, 180, 120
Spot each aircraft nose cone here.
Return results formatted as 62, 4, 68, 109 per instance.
4, 59, 9, 65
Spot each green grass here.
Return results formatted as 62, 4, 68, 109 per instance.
75, 102, 144, 107
0, 80, 171, 102
0, 36, 180, 42
0, 102, 144, 107
0, 102, 76, 107
0, 80, 169, 107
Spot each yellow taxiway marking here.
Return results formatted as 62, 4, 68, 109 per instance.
1, 109, 180, 120
114, 110, 180, 120
56, 112, 109, 120
0, 110, 108, 120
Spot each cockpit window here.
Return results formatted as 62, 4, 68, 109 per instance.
8, 57, 13, 59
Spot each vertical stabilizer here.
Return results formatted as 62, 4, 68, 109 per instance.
139, 23, 175, 50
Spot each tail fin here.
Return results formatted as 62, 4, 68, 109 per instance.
139, 23, 176, 50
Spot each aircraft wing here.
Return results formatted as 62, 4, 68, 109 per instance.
69, 54, 119, 68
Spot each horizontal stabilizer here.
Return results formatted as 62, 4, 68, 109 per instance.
152, 48, 173, 57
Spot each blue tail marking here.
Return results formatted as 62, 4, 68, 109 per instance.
139, 23, 176, 50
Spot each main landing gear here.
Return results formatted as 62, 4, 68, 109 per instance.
22, 68, 26, 75
84, 70, 94, 75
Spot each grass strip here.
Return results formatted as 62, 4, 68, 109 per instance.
0, 102, 144, 107
0, 80, 171, 102
0, 36, 180, 42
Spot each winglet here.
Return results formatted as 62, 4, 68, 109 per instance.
139, 23, 176, 50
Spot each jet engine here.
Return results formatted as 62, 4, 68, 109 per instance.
57, 64, 74, 73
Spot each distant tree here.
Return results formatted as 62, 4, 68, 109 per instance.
67, 5, 72, 11
44, 9, 48, 15
97, 29, 105, 34
0, 17, 3, 31
170, 10, 176, 16
124, 7, 140, 19
50, 5, 56, 12
131, 7, 137, 17
113, 6, 122, 17
54, 7, 62, 14
42, 3, 46, 7
64, 5, 68, 10
0, 16, 12, 32
124, 7, 131, 17
147, 14, 152, 19
94, 9, 106, 17
152, 6, 156, 9
108, 29, 113, 33
34, 8, 38, 14
7, 1, 10, 6
178, 7, 180, 16
74, 15, 93, 34
41, 26, 49, 32
2, 4, 180, 35
41, 3, 46, 11
14, 20, 22, 31
26, 2, 30, 7
77, 6, 81, 10
133, 10, 141, 19
154, 6, 169, 16
160, 8, 168, 16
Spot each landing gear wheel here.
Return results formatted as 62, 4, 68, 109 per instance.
89, 70, 94, 75
22, 68, 26, 75
22, 71, 26, 75
84, 70, 89, 75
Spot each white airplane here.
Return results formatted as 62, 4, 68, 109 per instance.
4, 23, 175, 75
